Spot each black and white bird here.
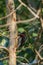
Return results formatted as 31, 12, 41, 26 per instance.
18, 32, 26, 48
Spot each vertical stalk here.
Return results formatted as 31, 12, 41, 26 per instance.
6, 0, 18, 65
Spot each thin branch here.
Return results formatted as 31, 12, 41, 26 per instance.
0, 46, 9, 53
40, 17, 43, 29
39, 47, 43, 53
17, 56, 29, 63
0, 17, 37, 28
0, 23, 10, 28
0, 56, 9, 61
39, 45, 43, 49
18, 0, 39, 18
29, 4, 37, 12
0, 8, 40, 28
17, 59, 22, 64
0, 0, 39, 20
17, 46, 30, 53
0, 4, 22, 20
35, 49, 43, 60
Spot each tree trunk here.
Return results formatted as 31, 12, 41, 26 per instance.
6, 0, 18, 65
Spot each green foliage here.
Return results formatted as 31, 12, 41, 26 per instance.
0, 0, 43, 65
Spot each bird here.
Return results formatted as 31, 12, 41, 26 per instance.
18, 32, 26, 48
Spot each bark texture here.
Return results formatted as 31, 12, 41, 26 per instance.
6, 0, 18, 65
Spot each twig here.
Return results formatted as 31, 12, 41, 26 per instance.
0, 4, 22, 20
29, 4, 37, 12
35, 49, 43, 60
17, 59, 22, 64
17, 46, 30, 53
40, 17, 43, 29
18, 0, 39, 18
0, 56, 9, 61
0, 8, 40, 28
17, 56, 29, 63
0, 46, 9, 53
39, 45, 43, 49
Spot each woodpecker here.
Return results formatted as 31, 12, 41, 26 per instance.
18, 32, 26, 48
